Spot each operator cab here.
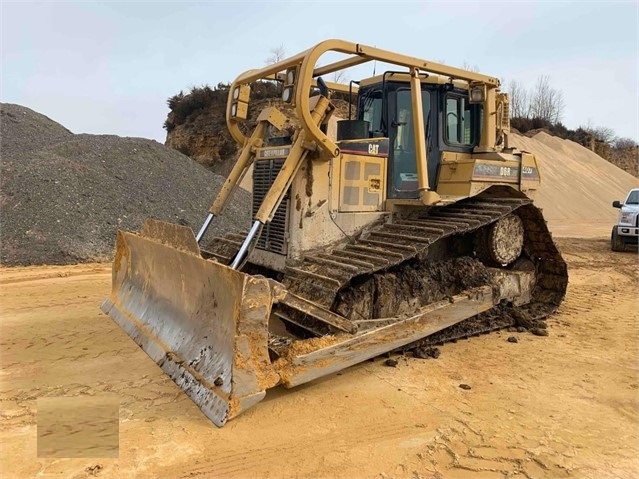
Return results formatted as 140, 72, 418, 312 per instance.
355, 74, 483, 199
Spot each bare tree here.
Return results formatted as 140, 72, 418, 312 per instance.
581, 120, 616, 144
332, 70, 348, 84
530, 75, 564, 123
507, 79, 531, 119
461, 61, 479, 73
614, 137, 638, 149
555, 90, 565, 123
265, 44, 286, 65
593, 126, 615, 144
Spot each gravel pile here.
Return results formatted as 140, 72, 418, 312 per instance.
1, 103, 251, 266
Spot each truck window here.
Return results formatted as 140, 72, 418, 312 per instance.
626, 190, 639, 204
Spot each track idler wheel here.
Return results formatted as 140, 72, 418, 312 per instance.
475, 214, 524, 266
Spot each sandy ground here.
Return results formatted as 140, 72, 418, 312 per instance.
1, 234, 638, 479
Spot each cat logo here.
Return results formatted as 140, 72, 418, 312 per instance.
368, 143, 379, 155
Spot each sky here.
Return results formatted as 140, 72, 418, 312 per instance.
2, 1, 638, 143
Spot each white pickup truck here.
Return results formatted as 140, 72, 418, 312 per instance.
611, 188, 639, 251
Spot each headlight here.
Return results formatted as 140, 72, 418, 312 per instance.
231, 103, 237, 117
470, 87, 484, 102
468, 82, 486, 104
282, 86, 293, 103
287, 69, 296, 84
620, 212, 634, 224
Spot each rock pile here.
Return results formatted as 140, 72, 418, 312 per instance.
1, 103, 251, 266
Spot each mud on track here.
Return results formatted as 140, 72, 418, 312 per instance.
1, 236, 638, 479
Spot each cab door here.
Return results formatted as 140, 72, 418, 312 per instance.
387, 87, 434, 199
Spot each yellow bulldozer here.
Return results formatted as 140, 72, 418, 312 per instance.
101, 40, 567, 426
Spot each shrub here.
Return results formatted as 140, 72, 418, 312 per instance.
163, 85, 225, 131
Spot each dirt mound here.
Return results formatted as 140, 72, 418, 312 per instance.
512, 119, 638, 178
1, 103, 251, 266
510, 131, 639, 231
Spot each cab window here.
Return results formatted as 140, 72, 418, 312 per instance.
361, 90, 383, 136
445, 95, 474, 146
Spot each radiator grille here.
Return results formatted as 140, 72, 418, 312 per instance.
252, 159, 289, 255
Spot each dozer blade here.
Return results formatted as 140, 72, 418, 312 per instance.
100, 219, 279, 426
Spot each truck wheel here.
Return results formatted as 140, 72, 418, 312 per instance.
611, 227, 625, 252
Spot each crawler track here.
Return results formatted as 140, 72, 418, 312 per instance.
207, 195, 568, 345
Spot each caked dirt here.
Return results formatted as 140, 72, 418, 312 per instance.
1, 234, 637, 479
335, 257, 493, 321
